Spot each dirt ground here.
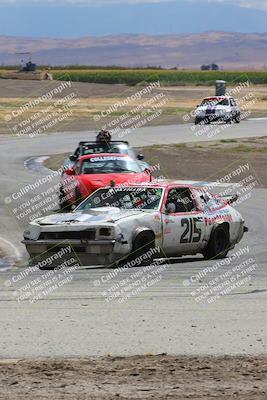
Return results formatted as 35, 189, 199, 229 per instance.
1, 355, 266, 400
44, 137, 267, 188
1, 80, 267, 134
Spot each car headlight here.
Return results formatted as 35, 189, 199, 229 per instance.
23, 224, 41, 240
97, 227, 115, 239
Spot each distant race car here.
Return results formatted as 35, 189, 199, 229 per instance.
64, 141, 149, 171
59, 153, 152, 209
23, 181, 248, 267
195, 96, 241, 125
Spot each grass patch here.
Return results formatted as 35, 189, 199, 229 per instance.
52, 69, 267, 85
228, 145, 267, 153
220, 139, 238, 143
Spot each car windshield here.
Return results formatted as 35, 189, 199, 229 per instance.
80, 156, 142, 174
201, 98, 229, 106
76, 187, 164, 211
81, 143, 132, 156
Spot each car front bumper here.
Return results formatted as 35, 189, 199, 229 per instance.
22, 238, 120, 267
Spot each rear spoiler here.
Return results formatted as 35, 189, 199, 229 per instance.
221, 194, 239, 205
79, 141, 129, 145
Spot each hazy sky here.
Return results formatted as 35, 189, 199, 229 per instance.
0, 0, 267, 9
1, 0, 267, 37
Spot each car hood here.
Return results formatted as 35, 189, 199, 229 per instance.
78, 172, 149, 188
197, 105, 229, 111
35, 207, 149, 226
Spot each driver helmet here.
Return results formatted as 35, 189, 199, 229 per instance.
96, 130, 112, 143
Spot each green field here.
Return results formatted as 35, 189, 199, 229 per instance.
1, 66, 267, 85
51, 69, 267, 85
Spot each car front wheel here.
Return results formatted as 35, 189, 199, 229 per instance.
118, 231, 157, 268
195, 117, 203, 125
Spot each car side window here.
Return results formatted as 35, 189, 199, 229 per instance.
200, 191, 224, 212
165, 188, 196, 213
74, 147, 80, 158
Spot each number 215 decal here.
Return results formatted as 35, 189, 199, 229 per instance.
180, 218, 202, 244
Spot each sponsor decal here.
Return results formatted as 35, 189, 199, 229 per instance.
90, 156, 125, 162
205, 213, 233, 226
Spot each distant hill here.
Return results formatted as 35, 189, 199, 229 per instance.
1, 32, 267, 69
2, 1, 267, 37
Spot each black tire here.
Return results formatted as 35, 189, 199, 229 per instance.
59, 187, 71, 211
203, 225, 229, 260
119, 231, 156, 268
235, 114, 241, 123
195, 118, 202, 125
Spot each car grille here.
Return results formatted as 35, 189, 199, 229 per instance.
39, 230, 96, 240
206, 109, 215, 115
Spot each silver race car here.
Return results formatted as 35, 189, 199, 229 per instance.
195, 96, 241, 125
23, 181, 248, 268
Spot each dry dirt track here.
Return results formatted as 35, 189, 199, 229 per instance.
1, 355, 267, 400
0, 120, 266, 359
0, 120, 267, 398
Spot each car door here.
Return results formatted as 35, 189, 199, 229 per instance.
161, 187, 206, 256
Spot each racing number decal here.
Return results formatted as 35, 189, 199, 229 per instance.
180, 219, 190, 243
180, 218, 202, 244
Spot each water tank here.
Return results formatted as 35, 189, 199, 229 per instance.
216, 80, 227, 96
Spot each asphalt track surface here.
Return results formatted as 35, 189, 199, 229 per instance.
0, 120, 266, 357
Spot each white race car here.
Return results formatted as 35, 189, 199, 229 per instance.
23, 181, 248, 267
195, 96, 241, 125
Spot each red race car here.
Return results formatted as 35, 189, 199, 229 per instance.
59, 153, 152, 209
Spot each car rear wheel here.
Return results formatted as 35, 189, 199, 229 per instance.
234, 115, 241, 123
203, 225, 229, 260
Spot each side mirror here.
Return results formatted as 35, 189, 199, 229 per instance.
69, 155, 77, 162
137, 154, 144, 160
65, 168, 75, 176
144, 168, 153, 182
